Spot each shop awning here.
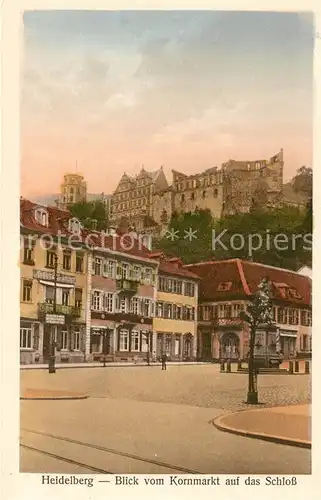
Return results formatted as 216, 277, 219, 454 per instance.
39, 280, 75, 289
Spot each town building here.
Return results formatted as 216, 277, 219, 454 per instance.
185, 259, 312, 361
20, 199, 89, 364
110, 166, 169, 233
150, 253, 200, 360
57, 173, 87, 209
89, 231, 159, 362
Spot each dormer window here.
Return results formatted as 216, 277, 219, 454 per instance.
34, 208, 48, 227
68, 217, 81, 234
217, 281, 232, 291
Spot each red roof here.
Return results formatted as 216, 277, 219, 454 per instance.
158, 260, 200, 279
185, 259, 311, 306
20, 198, 153, 261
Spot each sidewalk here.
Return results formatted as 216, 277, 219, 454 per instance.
213, 404, 311, 449
20, 361, 208, 370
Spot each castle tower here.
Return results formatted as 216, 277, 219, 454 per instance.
59, 173, 87, 209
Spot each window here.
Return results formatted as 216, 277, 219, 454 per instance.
133, 265, 141, 281
277, 307, 288, 324
69, 218, 81, 234
63, 252, 71, 271
76, 254, 84, 273
92, 291, 102, 311
176, 305, 182, 320
116, 297, 127, 313
131, 331, 140, 352
272, 306, 277, 321
191, 192, 195, 200
45, 286, 54, 304
164, 335, 172, 355
202, 190, 206, 199
203, 306, 211, 321
218, 304, 232, 318
131, 297, 140, 315
214, 189, 218, 198
95, 257, 103, 275
74, 328, 80, 351
61, 330, 68, 350
217, 282, 232, 291
144, 268, 152, 284
46, 251, 56, 269
167, 279, 173, 292
232, 304, 241, 318
62, 290, 69, 306
184, 282, 195, 297
142, 299, 150, 317
157, 302, 163, 318
75, 288, 82, 309
159, 277, 166, 292
181, 194, 185, 202
20, 322, 32, 349
289, 309, 299, 325
172, 279, 182, 294
302, 334, 308, 351
122, 263, 129, 279
23, 244, 34, 264
119, 329, 129, 351
301, 310, 312, 326
22, 279, 32, 302
35, 208, 48, 226
105, 260, 115, 278
104, 293, 114, 313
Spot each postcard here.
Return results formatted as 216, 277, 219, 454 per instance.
1, 1, 319, 499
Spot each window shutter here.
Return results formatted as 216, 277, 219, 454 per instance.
91, 292, 94, 308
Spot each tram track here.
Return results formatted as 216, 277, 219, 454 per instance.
21, 428, 201, 474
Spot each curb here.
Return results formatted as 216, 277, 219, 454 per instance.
20, 362, 210, 370
20, 392, 89, 401
213, 413, 311, 449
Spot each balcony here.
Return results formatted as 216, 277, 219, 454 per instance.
38, 302, 81, 320
116, 278, 139, 296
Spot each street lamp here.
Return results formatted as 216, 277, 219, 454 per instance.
48, 253, 58, 374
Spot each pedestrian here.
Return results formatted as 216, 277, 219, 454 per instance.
161, 352, 167, 370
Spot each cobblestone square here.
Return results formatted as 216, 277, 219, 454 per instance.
20, 364, 311, 474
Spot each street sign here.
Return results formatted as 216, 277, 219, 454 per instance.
45, 314, 65, 325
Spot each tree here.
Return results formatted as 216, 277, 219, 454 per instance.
240, 278, 274, 404
70, 200, 108, 231
292, 166, 312, 197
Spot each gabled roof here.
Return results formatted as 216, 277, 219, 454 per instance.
184, 259, 311, 305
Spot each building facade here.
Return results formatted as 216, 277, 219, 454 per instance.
150, 254, 199, 360
89, 234, 159, 362
20, 200, 89, 364
110, 167, 169, 232
185, 259, 312, 361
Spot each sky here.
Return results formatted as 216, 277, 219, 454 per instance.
21, 10, 314, 199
